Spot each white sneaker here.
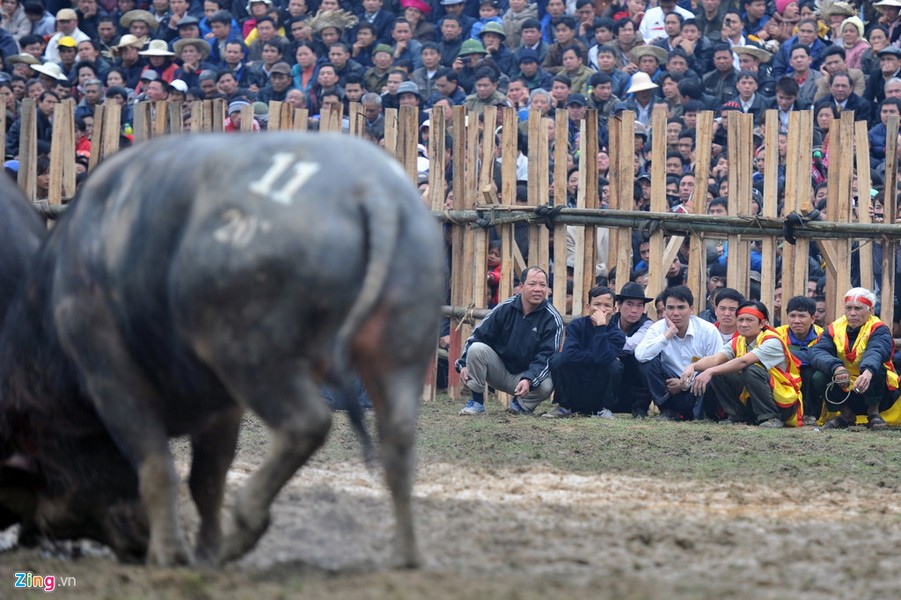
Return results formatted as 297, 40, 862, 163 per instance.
593, 408, 615, 419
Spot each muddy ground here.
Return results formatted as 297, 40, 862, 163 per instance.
2, 398, 901, 599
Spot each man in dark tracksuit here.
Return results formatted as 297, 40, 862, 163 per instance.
457, 266, 564, 415
543, 286, 625, 418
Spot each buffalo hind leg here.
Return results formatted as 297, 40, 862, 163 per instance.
190, 406, 243, 565
365, 365, 423, 568
55, 297, 191, 567
219, 365, 332, 562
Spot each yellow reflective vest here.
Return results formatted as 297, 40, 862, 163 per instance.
731, 328, 803, 427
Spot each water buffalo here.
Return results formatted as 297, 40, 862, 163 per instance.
0, 174, 46, 324
0, 133, 445, 567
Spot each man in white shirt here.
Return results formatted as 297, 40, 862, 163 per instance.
635, 285, 723, 420
639, 0, 694, 44
44, 9, 91, 63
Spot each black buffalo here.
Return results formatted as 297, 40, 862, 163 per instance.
0, 133, 444, 567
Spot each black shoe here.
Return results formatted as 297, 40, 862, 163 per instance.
632, 408, 648, 419
658, 409, 681, 421
823, 415, 852, 429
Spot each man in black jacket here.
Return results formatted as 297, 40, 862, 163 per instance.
542, 286, 625, 418
457, 266, 564, 415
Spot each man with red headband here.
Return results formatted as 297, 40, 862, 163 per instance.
680, 300, 803, 428
810, 287, 901, 429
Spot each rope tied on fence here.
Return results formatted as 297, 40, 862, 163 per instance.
534, 204, 564, 231
453, 303, 476, 330
637, 217, 662, 238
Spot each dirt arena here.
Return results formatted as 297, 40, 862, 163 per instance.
2, 400, 901, 599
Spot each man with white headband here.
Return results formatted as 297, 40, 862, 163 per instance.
809, 288, 901, 429
680, 300, 803, 428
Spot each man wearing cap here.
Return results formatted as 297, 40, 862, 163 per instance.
635, 286, 722, 421
363, 44, 394, 92
44, 8, 90, 63
810, 287, 901, 429
622, 71, 659, 127
864, 46, 901, 117
257, 61, 295, 103
395, 79, 424, 113
167, 15, 202, 47
513, 47, 551, 90
452, 38, 489, 92
683, 300, 803, 428
563, 92, 586, 144
543, 286, 625, 419
437, 0, 475, 40
478, 21, 514, 77
54, 36, 79, 76
608, 282, 656, 418
875, 0, 901, 46
173, 38, 212, 88
224, 99, 261, 131
120, 9, 158, 40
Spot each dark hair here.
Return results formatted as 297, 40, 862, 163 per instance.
737, 300, 769, 322
661, 285, 693, 307
552, 73, 572, 87
521, 18, 541, 30
736, 70, 757, 82
880, 97, 901, 113
678, 78, 703, 99
821, 44, 846, 61
473, 66, 497, 83
613, 17, 633, 35
775, 76, 799, 96
712, 41, 732, 55
255, 15, 275, 27
786, 296, 816, 315
589, 71, 612, 86
552, 15, 577, 30
521, 266, 548, 285
708, 197, 728, 211
421, 41, 439, 53
715, 287, 744, 307
562, 45, 583, 59
789, 43, 811, 57
209, 10, 233, 25
588, 285, 614, 301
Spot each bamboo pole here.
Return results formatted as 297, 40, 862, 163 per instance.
645, 106, 668, 301
133, 101, 151, 141
760, 110, 779, 312
552, 109, 568, 314
881, 114, 899, 326
16, 98, 36, 200
855, 120, 873, 291
687, 110, 713, 313
446, 105, 467, 401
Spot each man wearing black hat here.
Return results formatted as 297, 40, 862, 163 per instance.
608, 282, 656, 418
863, 46, 901, 119
543, 286, 626, 418
513, 48, 552, 90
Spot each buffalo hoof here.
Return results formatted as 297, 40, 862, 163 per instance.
221, 507, 270, 562
146, 535, 193, 568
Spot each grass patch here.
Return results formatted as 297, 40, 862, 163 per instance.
313, 394, 901, 490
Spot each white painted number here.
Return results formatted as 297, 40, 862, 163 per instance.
248, 152, 321, 206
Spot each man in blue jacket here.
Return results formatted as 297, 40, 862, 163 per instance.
457, 266, 564, 415
542, 286, 626, 418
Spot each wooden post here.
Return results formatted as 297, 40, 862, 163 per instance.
881, 114, 899, 326
17, 98, 36, 200
645, 106, 668, 301
168, 101, 183, 134
383, 107, 398, 154
153, 100, 168, 136
446, 106, 467, 401
527, 108, 542, 276
190, 99, 204, 133
580, 109, 599, 305
552, 109, 568, 315
268, 101, 282, 132
687, 111, 713, 314
472, 106, 496, 311
48, 99, 75, 206
348, 101, 363, 136
133, 101, 151, 142
61, 99, 76, 201
239, 103, 254, 132
832, 112, 855, 317
293, 108, 308, 131
463, 108, 479, 312
501, 108, 521, 302
201, 100, 213, 132
759, 110, 779, 312
211, 98, 225, 131
855, 120, 873, 291
398, 104, 419, 184
726, 111, 752, 297
428, 107, 446, 211
87, 103, 104, 172
100, 101, 121, 160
